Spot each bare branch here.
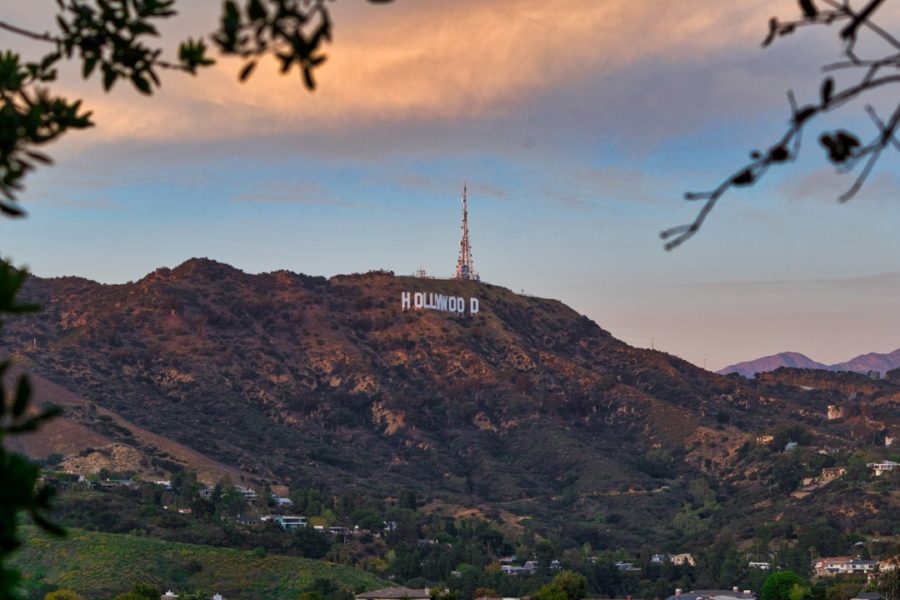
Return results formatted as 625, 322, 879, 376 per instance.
665, 1, 900, 249
0, 21, 58, 44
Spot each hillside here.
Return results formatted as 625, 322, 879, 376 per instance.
3, 258, 900, 548
11, 526, 387, 600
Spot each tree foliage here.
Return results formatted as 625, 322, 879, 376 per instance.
663, 0, 900, 249
761, 571, 810, 600
0, 262, 63, 600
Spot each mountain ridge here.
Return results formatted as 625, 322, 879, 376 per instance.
5, 258, 900, 549
719, 347, 900, 377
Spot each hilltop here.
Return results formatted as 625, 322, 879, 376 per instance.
4, 258, 900, 549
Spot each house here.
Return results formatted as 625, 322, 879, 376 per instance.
200, 487, 215, 499
355, 588, 433, 600
651, 554, 669, 564
665, 589, 755, 600
850, 593, 881, 600
748, 562, 770, 570
501, 565, 525, 575
821, 467, 846, 481
866, 460, 899, 477
162, 592, 178, 600
271, 494, 294, 507
234, 485, 257, 501
615, 561, 640, 572
827, 406, 845, 420
813, 557, 879, 576
671, 553, 696, 567
879, 558, 898, 571
261, 515, 307, 530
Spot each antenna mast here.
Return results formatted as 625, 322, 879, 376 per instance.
455, 184, 479, 281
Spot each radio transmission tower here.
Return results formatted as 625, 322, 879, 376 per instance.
455, 184, 479, 281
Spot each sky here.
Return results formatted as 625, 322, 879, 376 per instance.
3, 0, 900, 370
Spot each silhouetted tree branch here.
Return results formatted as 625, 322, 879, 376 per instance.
662, 0, 900, 250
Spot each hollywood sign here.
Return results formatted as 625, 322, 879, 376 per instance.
401, 291, 480, 315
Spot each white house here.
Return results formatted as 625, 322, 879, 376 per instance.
866, 461, 899, 477
262, 515, 307, 530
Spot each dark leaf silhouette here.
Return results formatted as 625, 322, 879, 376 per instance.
821, 77, 833, 104
799, 0, 818, 19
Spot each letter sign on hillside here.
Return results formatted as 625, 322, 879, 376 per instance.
400, 291, 481, 316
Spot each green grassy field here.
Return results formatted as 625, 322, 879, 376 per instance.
11, 526, 388, 600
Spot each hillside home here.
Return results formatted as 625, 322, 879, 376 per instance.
271, 494, 294, 507
235, 485, 257, 500
821, 467, 847, 481
866, 460, 899, 477
813, 557, 879, 576
665, 588, 755, 600
355, 587, 433, 600
616, 561, 640, 572
261, 515, 307, 530
827, 406, 845, 420
671, 554, 696, 567
748, 562, 770, 570
501, 565, 525, 575
651, 554, 669, 564
850, 593, 881, 600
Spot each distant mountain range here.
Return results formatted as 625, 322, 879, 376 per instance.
718, 348, 900, 377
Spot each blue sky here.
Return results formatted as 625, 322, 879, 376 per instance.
3, 0, 900, 369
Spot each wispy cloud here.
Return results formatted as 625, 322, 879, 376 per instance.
13, 0, 802, 146
232, 182, 348, 207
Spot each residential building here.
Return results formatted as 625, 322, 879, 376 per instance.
748, 562, 770, 570
355, 588, 433, 600
671, 553, 696, 567
665, 589, 755, 600
867, 461, 899, 477
261, 515, 307, 530
271, 494, 294, 507
814, 557, 879, 576
235, 485, 257, 501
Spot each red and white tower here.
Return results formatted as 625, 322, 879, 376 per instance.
455, 184, 479, 281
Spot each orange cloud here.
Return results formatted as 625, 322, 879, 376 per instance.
33, 0, 801, 143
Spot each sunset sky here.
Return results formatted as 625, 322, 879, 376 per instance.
3, 0, 900, 370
